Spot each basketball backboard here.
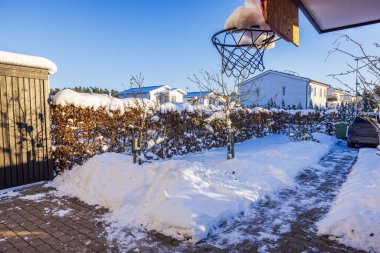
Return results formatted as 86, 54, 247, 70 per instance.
261, 0, 300, 47
293, 0, 380, 33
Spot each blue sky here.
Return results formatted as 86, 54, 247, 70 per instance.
1, 0, 379, 91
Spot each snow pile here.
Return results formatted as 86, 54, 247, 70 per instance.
51, 134, 335, 243
270, 108, 339, 115
53, 208, 73, 218
247, 107, 271, 114
0, 50, 57, 74
19, 193, 47, 202
52, 89, 341, 118
318, 148, 380, 252
52, 89, 153, 113
159, 102, 195, 113
53, 90, 218, 114
158, 102, 223, 114
0, 190, 20, 199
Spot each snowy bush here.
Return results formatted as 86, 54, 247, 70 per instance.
50, 103, 344, 172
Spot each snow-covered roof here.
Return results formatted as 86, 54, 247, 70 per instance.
185, 91, 213, 98
117, 85, 169, 96
160, 88, 187, 95
0, 51, 57, 74
309, 80, 331, 88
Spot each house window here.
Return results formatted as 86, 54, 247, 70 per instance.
171, 96, 176, 102
256, 88, 260, 97
319, 88, 322, 97
164, 96, 169, 102
313, 87, 316, 96
282, 86, 286, 96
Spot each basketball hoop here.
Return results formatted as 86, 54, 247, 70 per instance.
211, 26, 280, 79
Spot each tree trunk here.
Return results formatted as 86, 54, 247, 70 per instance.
227, 132, 235, 160
225, 102, 234, 160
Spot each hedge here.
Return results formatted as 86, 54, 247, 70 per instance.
51, 105, 342, 172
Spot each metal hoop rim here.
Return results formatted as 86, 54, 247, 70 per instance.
211, 26, 281, 48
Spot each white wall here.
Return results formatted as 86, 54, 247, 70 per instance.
241, 73, 310, 108
149, 86, 171, 103
309, 82, 328, 107
168, 90, 185, 103
184, 96, 209, 106
158, 90, 185, 103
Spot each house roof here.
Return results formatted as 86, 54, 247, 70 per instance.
184, 91, 213, 98
116, 85, 169, 96
244, 70, 331, 87
160, 88, 187, 95
309, 80, 331, 88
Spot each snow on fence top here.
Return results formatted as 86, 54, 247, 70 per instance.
0, 51, 57, 74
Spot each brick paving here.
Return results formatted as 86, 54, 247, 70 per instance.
0, 185, 118, 253
0, 143, 369, 253
192, 143, 366, 253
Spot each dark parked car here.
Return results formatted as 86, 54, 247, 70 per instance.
347, 115, 380, 148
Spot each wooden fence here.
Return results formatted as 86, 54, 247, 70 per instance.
0, 63, 53, 190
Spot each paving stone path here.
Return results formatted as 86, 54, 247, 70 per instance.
192, 143, 365, 253
0, 185, 118, 253
0, 143, 367, 253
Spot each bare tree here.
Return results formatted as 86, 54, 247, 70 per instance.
128, 73, 157, 163
328, 35, 380, 151
188, 70, 254, 159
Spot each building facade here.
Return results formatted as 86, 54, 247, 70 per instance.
184, 91, 222, 106
241, 70, 330, 108
116, 85, 187, 104
327, 88, 355, 108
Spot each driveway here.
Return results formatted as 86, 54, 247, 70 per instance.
0, 143, 366, 253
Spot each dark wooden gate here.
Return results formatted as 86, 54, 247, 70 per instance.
0, 63, 53, 190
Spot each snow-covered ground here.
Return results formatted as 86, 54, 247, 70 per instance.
318, 148, 380, 252
51, 134, 336, 244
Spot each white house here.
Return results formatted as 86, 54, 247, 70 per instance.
116, 85, 187, 104
327, 88, 355, 108
241, 70, 331, 108
184, 91, 222, 106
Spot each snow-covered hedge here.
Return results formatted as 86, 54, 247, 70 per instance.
50, 90, 341, 172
